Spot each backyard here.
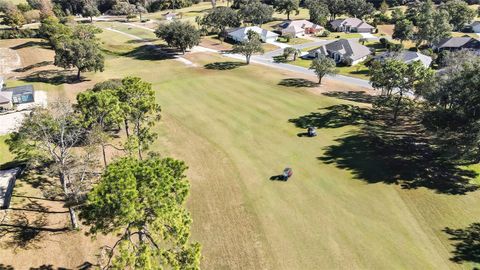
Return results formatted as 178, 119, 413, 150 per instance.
0, 18, 479, 270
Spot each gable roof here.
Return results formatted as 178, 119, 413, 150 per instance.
2, 84, 34, 95
0, 92, 10, 104
435, 37, 480, 49
280, 20, 323, 29
227, 26, 278, 41
330, 18, 374, 29
311, 39, 371, 61
375, 51, 432, 67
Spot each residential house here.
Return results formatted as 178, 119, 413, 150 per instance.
433, 37, 480, 52
227, 26, 279, 43
374, 51, 433, 68
277, 20, 324, 37
471, 21, 480, 33
0, 84, 35, 110
330, 18, 375, 33
306, 39, 371, 65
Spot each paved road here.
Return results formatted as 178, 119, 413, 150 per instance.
101, 21, 372, 89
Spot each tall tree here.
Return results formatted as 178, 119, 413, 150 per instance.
439, 0, 476, 31
392, 19, 413, 44
155, 20, 201, 54
199, 6, 240, 36
232, 30, 264, 64
274, 0, 299, 20
239, 1, 273, 26
322, 0, 345, 20
80, 156, 201, 269
117, 77, 161, 160
81, 0, 100, 22
306, 0, 329, 26
414, 0, 452, 47
12, 101, 92, 229
309, 55, 337, 85
76, 89, 123, 167
344, 0, 374, 19
53, 25, 105, 80
1, 4, 26, 30
370, 59, 433, 121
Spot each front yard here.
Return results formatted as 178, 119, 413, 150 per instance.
289, 58, 370, 80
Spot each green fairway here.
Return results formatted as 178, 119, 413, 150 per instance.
1, 21, 479, 269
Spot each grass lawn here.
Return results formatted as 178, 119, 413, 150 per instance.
290, 58, 370, 80
0, 22, 480, 270
0, 135, 13, 165
324, 32, 362, 39
276, 36, 312, 45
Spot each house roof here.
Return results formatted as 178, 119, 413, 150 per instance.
435, 37, 480, 48
280, 20, 323, 30
471, 21, 480, 27
2, 84, 34, 95
227, 26, 279, 41
375, 51, 432, 67
310, 39, 371, 61
0, 92, 12, 104
330, 18, 374, 29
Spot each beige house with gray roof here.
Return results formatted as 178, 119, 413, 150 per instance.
306, 39, 371, 65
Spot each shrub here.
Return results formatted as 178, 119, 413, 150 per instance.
0, 28, 38, 39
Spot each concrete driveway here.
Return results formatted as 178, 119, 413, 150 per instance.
0, 90, 47, 135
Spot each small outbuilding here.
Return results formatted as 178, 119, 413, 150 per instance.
471, 21, 480, 33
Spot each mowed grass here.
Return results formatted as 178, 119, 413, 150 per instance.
0, 25, 480, 270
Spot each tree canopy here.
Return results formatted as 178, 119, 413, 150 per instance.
155, 20, 201, 54
309, 55, 337, 85
80, 156, 201, 270
239, 1, 273, 26
274, 0, 299, 20
232, 30, 264, 64
199, 6, 240, 36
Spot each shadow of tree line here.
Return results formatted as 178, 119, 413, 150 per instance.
289, 91, 479, 195
0, 261, 93, 270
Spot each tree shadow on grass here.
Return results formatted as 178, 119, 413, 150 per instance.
443, 223, 480, 264
13, 61, 53, 73
204, 61, 246, 70
289, 104, 372, 129
20, 70, 87, 85
290, 104, 479, 195
10, 41, 50, 50
323, 91, 377, 104
123, 45, 176, 61
279, 78, 317, 88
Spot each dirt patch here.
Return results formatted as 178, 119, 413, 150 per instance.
0, 48, 22, 77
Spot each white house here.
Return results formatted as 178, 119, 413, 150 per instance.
227, 26, 279, 43
471, 21, 480, 33
278, 20, 324, 37
307, 39, 371, 65
374, 51, 433, 68
330, 18, 375, 33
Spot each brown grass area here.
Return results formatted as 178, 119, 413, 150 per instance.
377, 24, 394, 36
199, 36, 233, 51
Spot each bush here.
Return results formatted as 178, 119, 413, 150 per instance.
318, 30, 330, 37
0, 28, 39, 39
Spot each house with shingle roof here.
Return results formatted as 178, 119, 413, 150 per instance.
330, 18, 375, 33
433, 37, 480, 52
374, 51, 433, 68
277, 20, 324, 37
227, 26, 279, 43
0, 84, 35, 110
306, 39, 371, 65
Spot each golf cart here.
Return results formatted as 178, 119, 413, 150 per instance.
282, 167, 293, 180
307, 126, 317, 137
